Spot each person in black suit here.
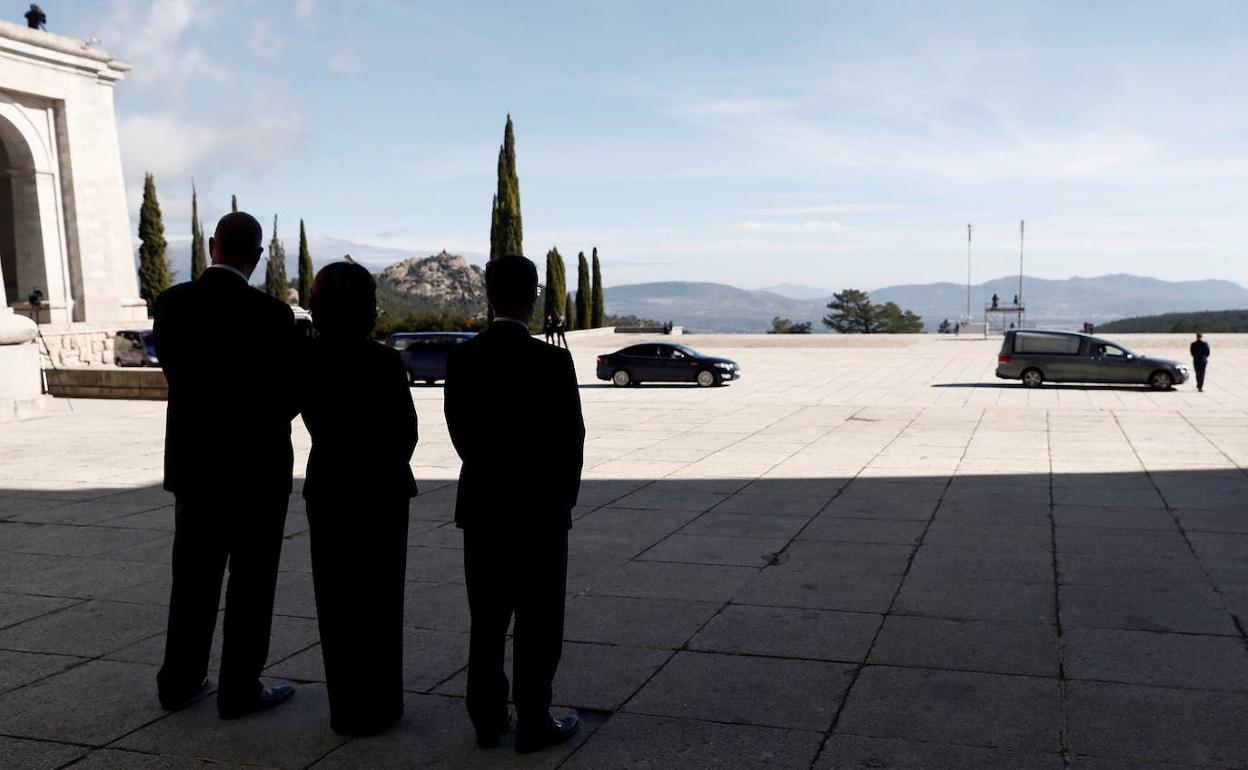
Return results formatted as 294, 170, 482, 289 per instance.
153, 212, 298, 718
298, 261, 418, 734
444, 254, 586, 754
1190, 333, 1210, 392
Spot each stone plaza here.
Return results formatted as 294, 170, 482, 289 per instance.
1, 332, 1246, 769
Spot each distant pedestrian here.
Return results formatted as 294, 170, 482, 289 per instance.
991, 293, 999, 309
554, 315, 568, 348
1190, 333, 1210, 392
954, 322, 960, 336
543, 315, 554, 345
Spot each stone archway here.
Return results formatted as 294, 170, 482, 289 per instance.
0, 99, 70, 323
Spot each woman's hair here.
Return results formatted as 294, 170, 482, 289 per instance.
309, 261, 377, 337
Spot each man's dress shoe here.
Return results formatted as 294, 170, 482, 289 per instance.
218, 684, 296, 719
515, 714, 580, 754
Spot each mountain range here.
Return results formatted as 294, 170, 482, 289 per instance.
606, 275, 1248, 332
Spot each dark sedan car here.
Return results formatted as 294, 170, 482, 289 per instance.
597, 343, 740, 387
384, 332, 477, 385
114, 330, 158, 367
996, 329, 1188, 389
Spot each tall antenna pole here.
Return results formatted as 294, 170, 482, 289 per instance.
1018, 219, 1025, 308
966, 223, 972, 320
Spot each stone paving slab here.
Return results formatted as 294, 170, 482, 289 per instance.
2, 334, 1247, 767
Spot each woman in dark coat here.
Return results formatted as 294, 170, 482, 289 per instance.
300, 261, 418, 734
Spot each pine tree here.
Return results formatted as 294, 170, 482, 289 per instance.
488, 115, 523, 261
297, 219, 313, 309
265, 215, 289, 302
231, 194, 238, 213
190, 182, 207, 280
137, 173, 169, 313
591, 247, 604, 328
575, 251, 591, 330
544, 247, 567, 320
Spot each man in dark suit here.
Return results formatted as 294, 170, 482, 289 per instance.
444, 254, 586, 754
153, 212, 298, 718
1190, 332, 1210, 392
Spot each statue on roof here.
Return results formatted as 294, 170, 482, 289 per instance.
25, 4, 47, 30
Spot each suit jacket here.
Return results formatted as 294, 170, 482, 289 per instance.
153, 267, 297, 498
299, 335, 418, 503
444, 322, 585, 531
1190, 341, 1210, 361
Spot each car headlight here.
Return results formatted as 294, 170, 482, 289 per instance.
714, 362, 734, 369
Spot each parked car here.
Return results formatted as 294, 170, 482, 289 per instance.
114, 330, 158, 367
996, 329, 1188, 389
596, 343, 740, 387
384, 332, 477, 385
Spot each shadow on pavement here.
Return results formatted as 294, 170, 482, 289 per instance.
930, 382, 1176, 392
0, 469, 1245, 767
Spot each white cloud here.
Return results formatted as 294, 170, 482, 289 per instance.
328, 50, 363, 73
249, 19, 285, 58
294, 0, 315, 24
92, 0, 228, 97
738, 220, 840, 233
750, 203, 904, 216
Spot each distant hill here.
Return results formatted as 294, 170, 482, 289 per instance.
605, 274, 1248, 333
374, 251, 486, 317
760, 282, 833, 300
1098, 309, 1248, 333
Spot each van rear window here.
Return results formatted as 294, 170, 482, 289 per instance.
1014, 332, 1081, 355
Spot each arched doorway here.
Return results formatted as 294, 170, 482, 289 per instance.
0, 99, 72, 323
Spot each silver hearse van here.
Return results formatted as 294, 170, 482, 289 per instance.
996, 330, 1188, 389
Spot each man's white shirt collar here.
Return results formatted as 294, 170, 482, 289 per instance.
208, 263, 248, 282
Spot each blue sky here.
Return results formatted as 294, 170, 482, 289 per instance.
64, 0, 1248, 289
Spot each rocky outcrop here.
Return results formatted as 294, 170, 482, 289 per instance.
376, 251, 486, 315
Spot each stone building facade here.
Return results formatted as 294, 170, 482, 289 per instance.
0, 20, 145, 326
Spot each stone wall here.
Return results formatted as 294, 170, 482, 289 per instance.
44, 367, 167, 400
37, 327, 121, 367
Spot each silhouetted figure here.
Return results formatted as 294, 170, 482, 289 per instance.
543, 314, 554, 345
1012, 294, 1019, 306
954, 322, 960, 335
299, 261, 417, 734
1190, 333, 1210, 392
444, 255, 585, 754
24, 4, 46, 29
554, 314, 569, 348
991, 293, 999, 309
153, 212, 297, 718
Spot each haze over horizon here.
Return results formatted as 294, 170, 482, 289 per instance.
65, 1, 1248, 290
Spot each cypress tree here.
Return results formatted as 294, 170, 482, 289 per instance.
575, 251, 591, 330
591, 247, 604, 328
231, 194, 238, 213
565, 292, 575, 330
544, 247, 567, 320
137, 173, 169, 313
488, 115, 523, 260
265, 215, 289, 301
190, 182, 207, 280
297, 219, 313, 309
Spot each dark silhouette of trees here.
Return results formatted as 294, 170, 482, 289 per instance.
823, 289, 922, 333
137, 173, 169, 313
769, 317, 812, 334
266, 215, 289, 301
575, 252, 591, 330
591, 247, 604, 328
544, 248, 567, 321
489, 115, 523, 260
190, 182, 207, 280
297, 220, 313, 309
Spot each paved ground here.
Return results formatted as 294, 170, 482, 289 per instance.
1, 332, 1247, 769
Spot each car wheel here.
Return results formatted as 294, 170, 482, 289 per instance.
612, 369, 631, 387
1149, 370, 1173, 390
1021, 368, 1044, 388
696, 369, 720, 387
